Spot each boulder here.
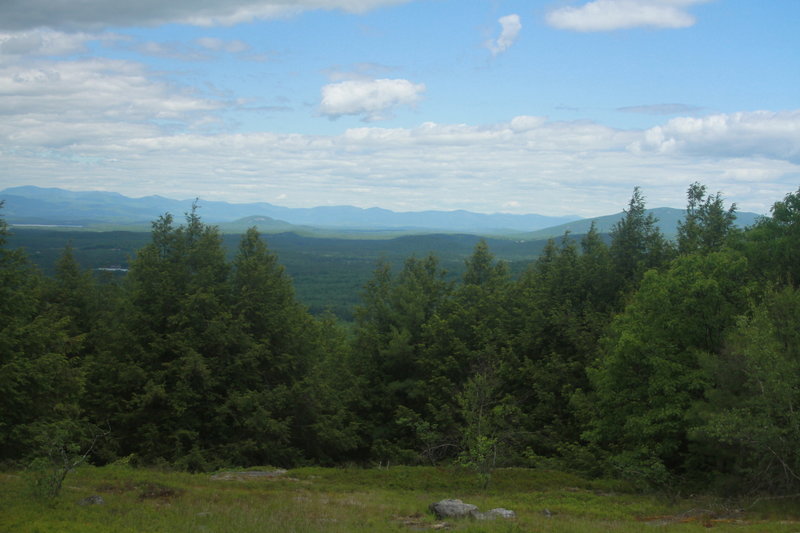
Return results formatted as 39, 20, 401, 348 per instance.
430, 499, 516, 521
429, 499, 479, 519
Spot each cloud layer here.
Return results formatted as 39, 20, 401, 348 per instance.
2, 55, 797, 216
632, 111, 800, 163
0, 0, 415, 30
546, 0, 709, 32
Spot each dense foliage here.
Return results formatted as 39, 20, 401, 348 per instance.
2, 184, 800, 496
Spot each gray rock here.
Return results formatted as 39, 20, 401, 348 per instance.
78, 495, 105, 505
429, 499, 479, 519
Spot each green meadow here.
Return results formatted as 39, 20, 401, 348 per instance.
3, 466, 799, 532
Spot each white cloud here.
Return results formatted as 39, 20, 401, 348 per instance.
1, 61, 797, 217
509, 115, 547, 132
319, 78, 425, 121
546, 0, 710, 32
630, 110, 800, 163
485, 14, 521, 56
0, 29, 104, 56
0, 0, 416, 31
0, 56, 220, 148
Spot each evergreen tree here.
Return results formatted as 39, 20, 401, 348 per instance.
0, 204, 84, 463
677, 182, 737, 255
352, 255, 452, 461
111, 207, 236, 468
509, 231, 615, 462
424, 241, 516, 464
219, 227, 317, 466
609, 187, 672, 295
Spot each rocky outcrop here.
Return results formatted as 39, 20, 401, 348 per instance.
429, 499, 478, 519
429, 499, 515, 520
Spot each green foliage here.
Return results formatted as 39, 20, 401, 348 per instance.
610, 187, 673, 292
677, 182, 738, 255
0, 206, 86, 464
7, 184, 800, 501
741, 186, 800, 286
352, 254, 454, 462
25, 420, 106, 501
697, 286, 800, 493
456, 368, 519, 489
588, 250, 751, 487
507, 229, 615, 461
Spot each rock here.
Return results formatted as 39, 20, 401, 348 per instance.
429, 499, 479, 519
429, 499, 515, 521
77, 495, 105, 505
476, 508, 516, 520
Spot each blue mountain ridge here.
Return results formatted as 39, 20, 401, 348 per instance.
0, 186, 581, 233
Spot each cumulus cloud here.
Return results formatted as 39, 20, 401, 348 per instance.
0, 0, 415, 31
630, 110, 800, 163
0, 56, 220, 148
319, 78, 425, 121
485, 14, 521, 56
546, 0, 710, 32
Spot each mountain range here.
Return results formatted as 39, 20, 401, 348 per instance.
0, 186, 762, 238
0, 186, 579, 234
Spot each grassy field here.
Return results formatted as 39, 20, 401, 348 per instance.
2, 465, 798, 532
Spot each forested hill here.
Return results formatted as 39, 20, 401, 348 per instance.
526, 206, 762, 240
7, 229, 555, 320
3, 183, 800, 500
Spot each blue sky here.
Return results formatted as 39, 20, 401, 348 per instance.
0, 0, 798, 217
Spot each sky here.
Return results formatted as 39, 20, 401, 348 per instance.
0, 0, 798, 217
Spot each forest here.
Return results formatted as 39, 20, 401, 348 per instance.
2, 182, 800, 498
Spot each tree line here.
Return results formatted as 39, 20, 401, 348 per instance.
2, 184, 800, 495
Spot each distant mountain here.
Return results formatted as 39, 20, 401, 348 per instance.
1, 186, 762, 238
0, 186, 580, 234
526, 206, 762, 240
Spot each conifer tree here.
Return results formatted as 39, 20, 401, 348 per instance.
0, 204, 83, 462
677, 182, 737, 255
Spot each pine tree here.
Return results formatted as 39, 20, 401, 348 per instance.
677, 182, 737, 255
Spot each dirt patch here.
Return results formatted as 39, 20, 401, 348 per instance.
95, 481, 138, 494
394, 513, 450, 530
210, 469, 296, 481
137, 482, 183, 502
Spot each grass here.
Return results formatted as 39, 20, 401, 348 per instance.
2, 465, 799, 532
